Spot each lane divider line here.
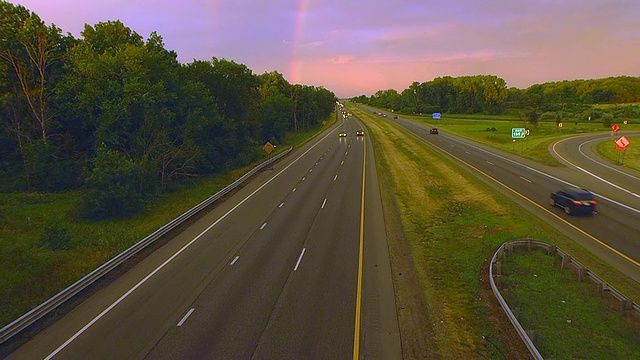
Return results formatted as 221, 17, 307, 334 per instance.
260, 223, 267, 230
177, 309, 195, 327
294, 248, 306, 271
230, 256, 240, 266
321, 198, 327, 209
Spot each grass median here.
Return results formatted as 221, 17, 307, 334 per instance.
349, 105, 640, 358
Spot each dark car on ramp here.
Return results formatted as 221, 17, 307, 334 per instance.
430, 128, 438, 134
550, 188, 597, 215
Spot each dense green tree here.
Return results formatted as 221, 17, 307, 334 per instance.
259, 94, 294, 143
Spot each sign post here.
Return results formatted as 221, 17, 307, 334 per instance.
614, 136, 630, 165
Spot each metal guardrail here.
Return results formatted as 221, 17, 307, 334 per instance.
0, 147, 292, 344
490, 238, 640, 360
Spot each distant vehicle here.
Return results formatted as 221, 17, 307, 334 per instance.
550, 188, 597, 215
393, 115, 398, 119
430, 128, 438, 134
382, 114, 387, 117
338, 131, 347, 137
356, 130, 365, 136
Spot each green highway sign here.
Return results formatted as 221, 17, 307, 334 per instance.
512, 128, 526, 139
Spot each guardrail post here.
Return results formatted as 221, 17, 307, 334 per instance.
577, 267, 586, 282
621, 299, 632, 315
598, 282, 608, 297
560, 254, 570, 269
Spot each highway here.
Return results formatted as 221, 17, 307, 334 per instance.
7, 116, 401, 359
360, 107, 640, 283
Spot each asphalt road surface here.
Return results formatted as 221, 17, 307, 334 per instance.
362, 107, 640, 283
7, 116, 401, 360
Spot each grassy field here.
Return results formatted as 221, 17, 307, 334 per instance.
349, 105, 640, 358
595, 135, 640, 172
502, 250, 640, 359
403, 113, 640, 166
0, 117, 334, 329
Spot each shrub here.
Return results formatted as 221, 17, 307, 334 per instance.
41, 222, 71, 250
81, 147, 156, 219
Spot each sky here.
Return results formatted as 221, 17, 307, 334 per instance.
11, 0, 640, 98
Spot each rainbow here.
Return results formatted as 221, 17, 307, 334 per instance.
289, 0, 310, 84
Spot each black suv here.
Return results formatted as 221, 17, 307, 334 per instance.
550, 188, 597, 215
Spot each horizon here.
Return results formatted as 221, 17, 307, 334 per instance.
11, 0, 640, 98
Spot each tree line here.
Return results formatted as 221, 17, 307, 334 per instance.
0, 2, 336, 217
353, 74, 640, 119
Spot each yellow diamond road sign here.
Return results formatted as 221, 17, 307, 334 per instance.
263, 142, 274, 155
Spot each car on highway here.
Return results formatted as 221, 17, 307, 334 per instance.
430, 128, 439, 134
338, 131, 347, 137
356, 130, 365, 136
550, 188, 597, 215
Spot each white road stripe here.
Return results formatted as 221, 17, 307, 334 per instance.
293, 188, 297, 192
260, 223, 267, 230
177, 309, 195, 327
302, 177, 306, 181
230, 256, 239, 265
294, 248, 306, 271
321, 198, 327, 209
520, 176, 532, 183
279, 202, 284, 208
341, 160, 344, 165
334, 175, 338, 181
465, 151, 471, 155
486, 161, 494, 165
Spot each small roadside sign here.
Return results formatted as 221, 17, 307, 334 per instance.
432, 113, 441, 119
612, 124, 620, 132
263, 142, 275, 155
615, 135, 630, 149
511, 128, 526, 139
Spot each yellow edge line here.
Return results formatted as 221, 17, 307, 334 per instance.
419, 133, 640, 268
551, 137, 582, 168
353, 135, 366, 359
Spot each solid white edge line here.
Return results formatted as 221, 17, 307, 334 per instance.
177, 308, 195, 327
44, 122, 339, 360
294, 248, 306, 271
230, 256, 240, 265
